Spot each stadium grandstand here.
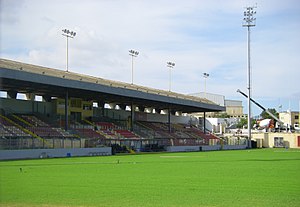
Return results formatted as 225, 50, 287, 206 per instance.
0, 58, 232, 159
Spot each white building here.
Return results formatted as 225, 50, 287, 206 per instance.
279, 111, 300, 130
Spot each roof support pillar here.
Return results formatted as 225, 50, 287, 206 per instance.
155, 108, 161, 114
109, 103, 116, 110
168, 107, 171, 133
97, 101, 105, 117
138, 106, 145, 112
118, 104, 126, 111
130, 103, 135, 131
203, 111, 206, 134
26, 93, 35, 101
65, 90, 69, 132
43, 95, 52, 102
7, 91, 17, 99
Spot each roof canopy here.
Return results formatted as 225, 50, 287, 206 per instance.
0, 59, 225, 113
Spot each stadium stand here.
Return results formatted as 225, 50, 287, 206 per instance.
0, 110, 221, 151
0, 58, 226, 153
0, 115, 32, 138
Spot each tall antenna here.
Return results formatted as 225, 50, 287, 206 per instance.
243, 4, 257, 149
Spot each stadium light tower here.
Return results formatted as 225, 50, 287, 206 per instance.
203, 72, 209, 98
243, 5, 257, 148
167, 62, 175, 91
62, 29, 76, 72
129, 50, 139, 84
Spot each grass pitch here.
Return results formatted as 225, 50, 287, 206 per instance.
0, 149, 300, 207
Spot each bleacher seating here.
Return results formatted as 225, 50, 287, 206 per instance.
0, 116, 31, 138
76, 128, 106, 139
95, 122, 115, 130
1, 112, 221, 150
136, 122, 174, 138
3, 114, 77, 139
81, 121, 141, 139
135, 121, 219, 145
115, 130, 139, 138
21, 115, 50, 127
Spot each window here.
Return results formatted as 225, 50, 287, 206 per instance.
274, 137, 284, 148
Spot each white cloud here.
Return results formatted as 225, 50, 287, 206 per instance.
1, 0, 299, 114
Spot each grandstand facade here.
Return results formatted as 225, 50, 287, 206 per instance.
0, 58, 235, 157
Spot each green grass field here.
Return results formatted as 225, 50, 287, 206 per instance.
0, 149, 300, 207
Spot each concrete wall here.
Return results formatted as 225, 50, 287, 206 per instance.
1, 97, 199, 126
166, 144, 247, 152
200, 145, 221, 151
166, 146, 200, 152
201, 145, 247, 151
103, 108, 198, 125
0, 98, 53, 115
252, 133, 300, 148
222, 145, 247, 150
0, 147, 112, 160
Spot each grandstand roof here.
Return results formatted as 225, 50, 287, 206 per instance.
0, 58, 225, 113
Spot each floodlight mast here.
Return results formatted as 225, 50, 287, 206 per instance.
129, 50, 139, 84
167, 62, 175, 91
203, 73, 209, 98
243, 5, 256, 148
62, 29, 76, 72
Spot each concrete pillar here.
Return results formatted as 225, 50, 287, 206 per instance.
203, 112, 206, 134
26, 93, 35, 101
118, 104, 126, 111
109, 103, 116, 110
43, 95, 52, 102
168, 107, 171, 133
130, 103, 135, 131
138, 106, 145, 112
97, 101, 105, 116
7, 91, 17, 99
97, 101, 105, 108
155, 108, 161, 114
65, 90, 69, 132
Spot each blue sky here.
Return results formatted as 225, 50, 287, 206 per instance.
1, 0, 299, 116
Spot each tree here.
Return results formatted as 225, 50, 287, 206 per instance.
236, 118, 256, 129
237, 118, 247, 128
215, 112, 230, 118
260, 108, 278, 119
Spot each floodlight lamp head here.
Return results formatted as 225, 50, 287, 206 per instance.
167, 62, 175, 67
